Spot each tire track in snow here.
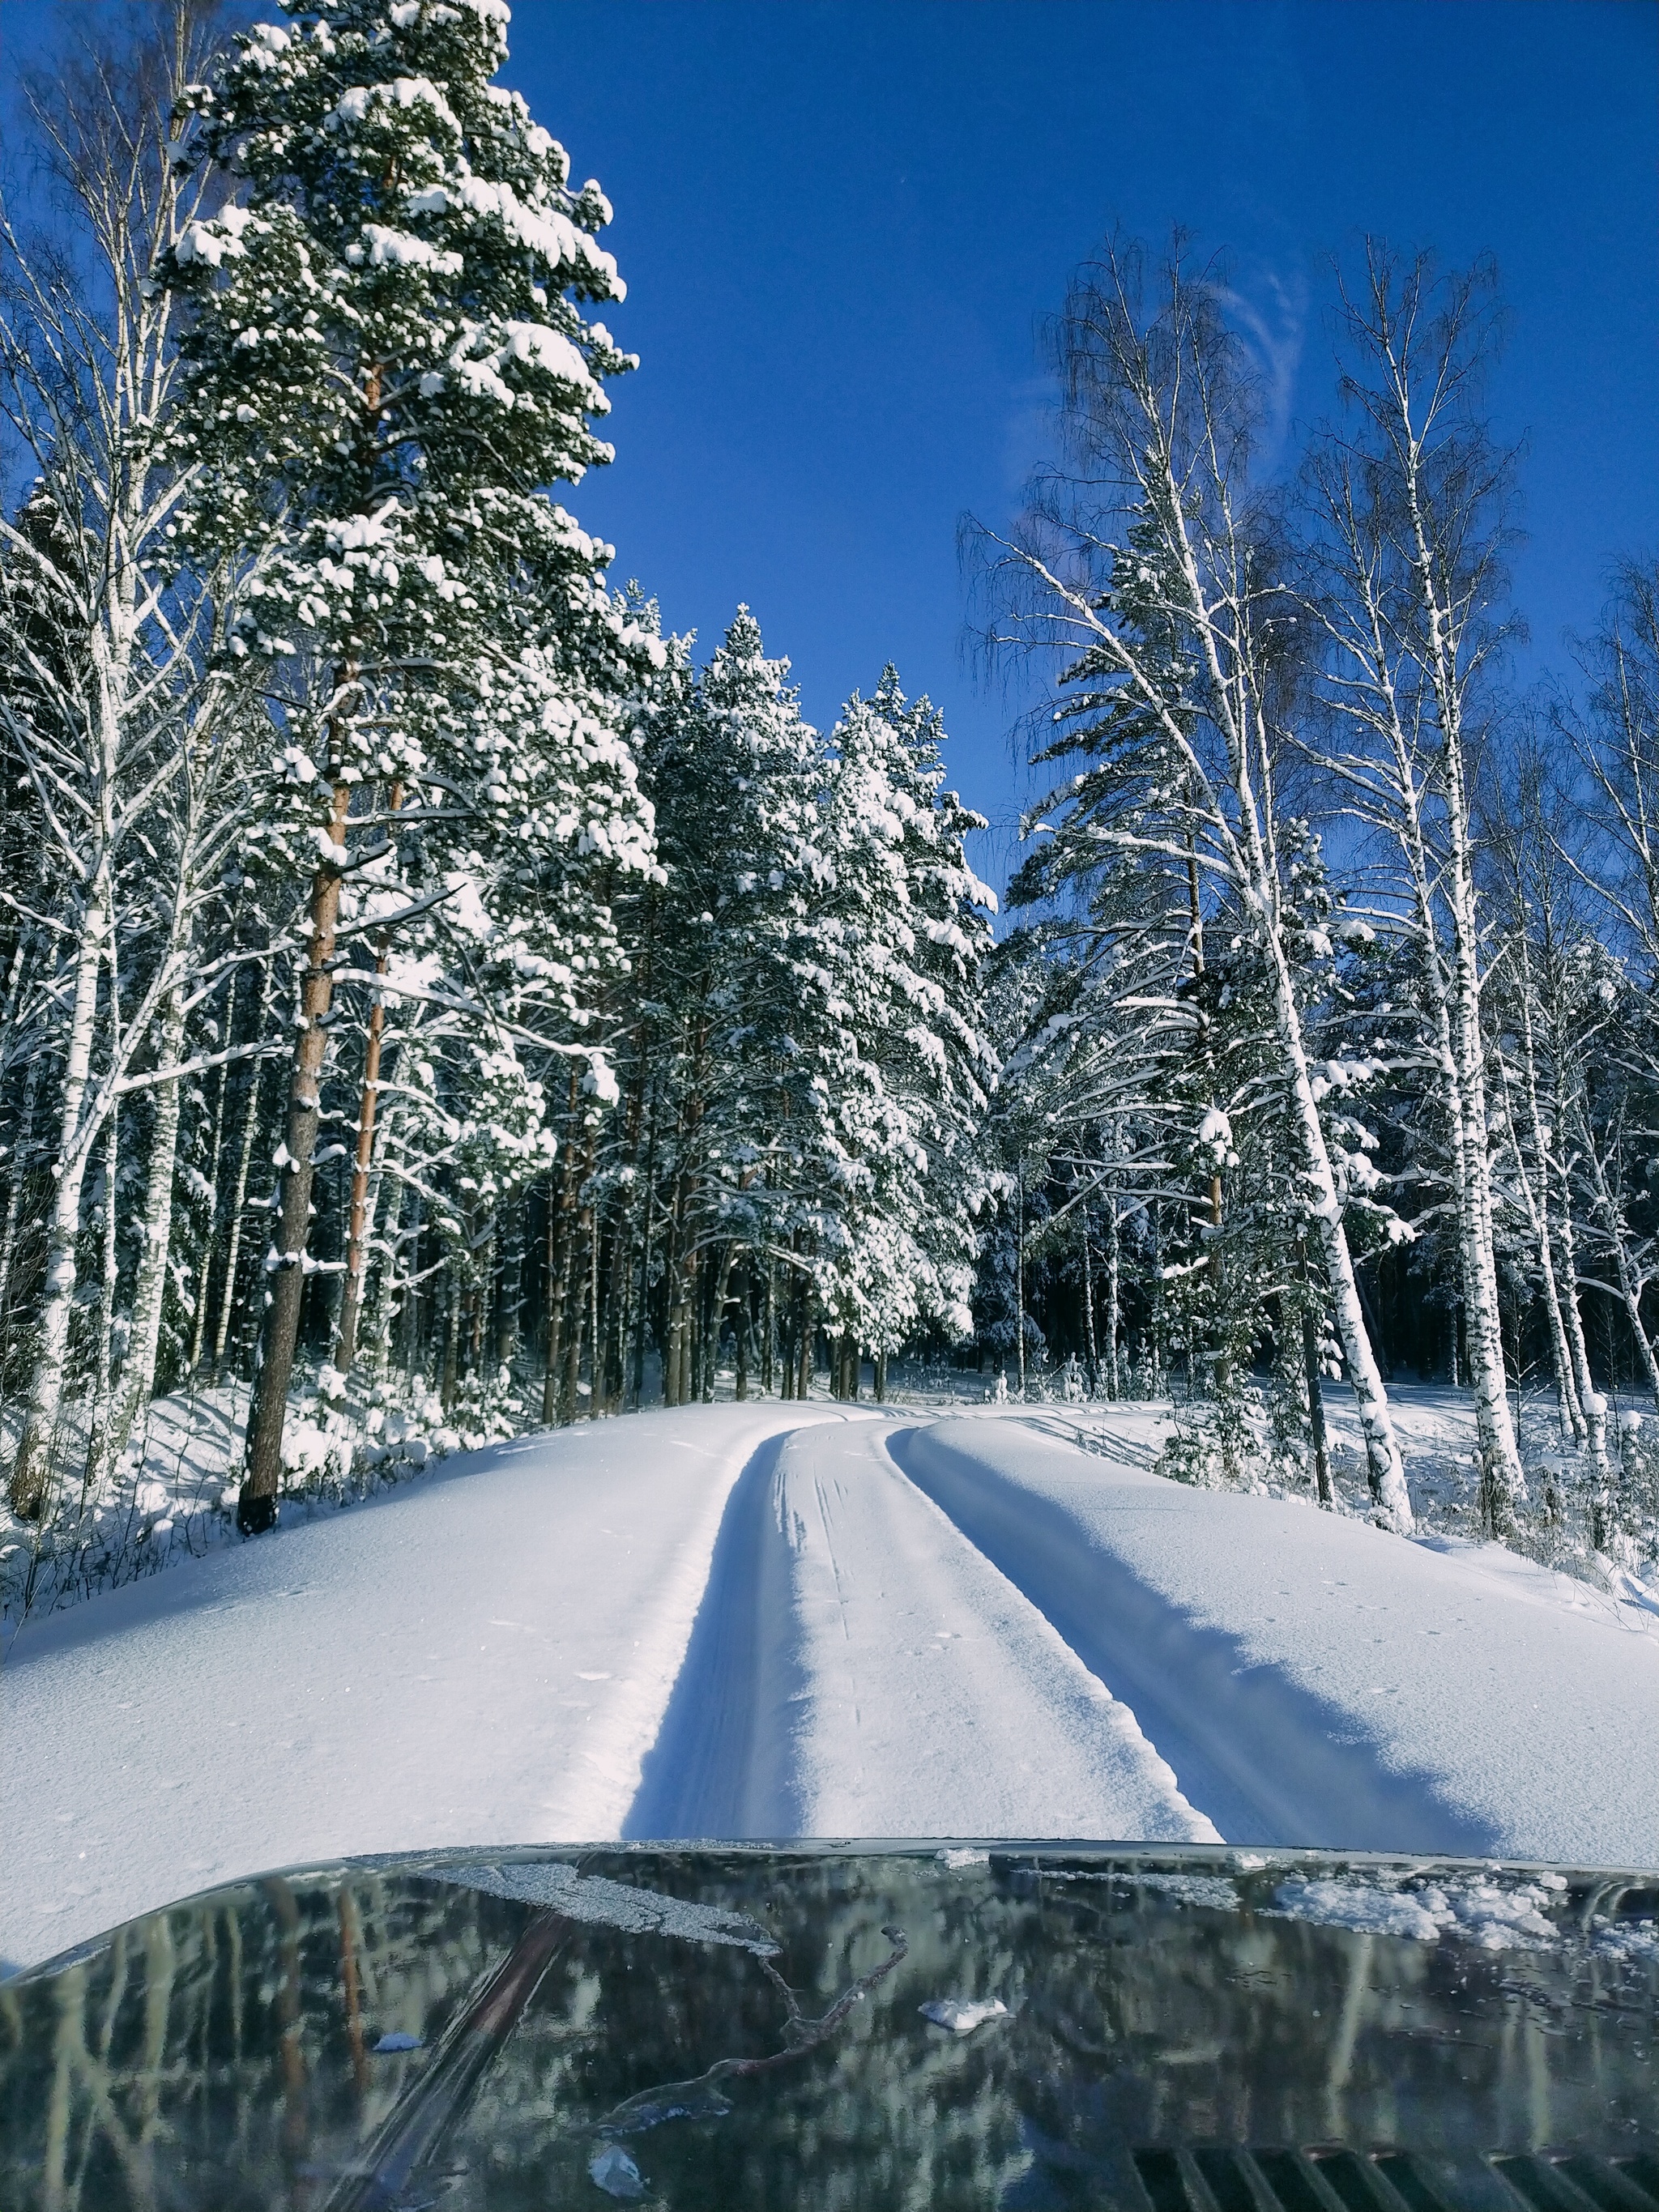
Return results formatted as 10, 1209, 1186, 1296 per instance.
0, 1406, 867, 1971
894, 1417, 1656, 1858
629, 1417, 1216, 1843
625, 1429, 803, 1837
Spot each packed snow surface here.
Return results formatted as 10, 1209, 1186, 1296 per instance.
902, 1417, 1659, 1861
5, 1402, 1658, 1974
625, 1417, 1213, 1844
2, 1404, 851, 1970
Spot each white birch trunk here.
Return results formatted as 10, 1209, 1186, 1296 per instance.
1580, 1119, 1659, 1414
103, 987, 188, 1473
1262, 905, 1414, 1531
1552, 1177, 1608, 1473
189, 968, 239, 1375
83, 1099, 122, 1498
8, 869, 109, 1517
1444, 808, 1525, 1532
212, 970, 270, 1384
1495, 1033, 1581, 1447
1164, 451, 1415, 1532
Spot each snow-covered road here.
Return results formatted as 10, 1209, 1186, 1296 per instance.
904, 1418, 1659, 1862
0, 1404, 864, 1972
5, 1402, 1658, 1974
626, 1416, 1215, 1843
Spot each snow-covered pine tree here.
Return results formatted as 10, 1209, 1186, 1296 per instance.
968, 933, 1065, 1395
632, 609, 821, 1405
164, 0, 655, 1527
812, 671, 996, 1387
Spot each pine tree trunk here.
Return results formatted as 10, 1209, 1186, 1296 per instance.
542, 1069, 581, 1424
659, 1227, 677, 1406
663, 1272, 683, 1407
734, 1261, 749, 1400
9, 866, 110, 1520
497, 1206, 523, 1369
333, 783, 403, 1379
606, 1213, 631, 1413
440, 1266, 461, 1411
561, 1215, 585, 1419
240, 774, 352, 1534
213, 1021, 267, 1387
563, 1125, 595, 1417
702, 1257, 720, 1402
796, 1285, 812, 1399
662, 1181, 690, 1409
586, 1201, 602, 1418
541, 1171, 561, 1424
632, 1108, 655, 1411
676, 1247, 697, 1406
874, 1347, 887, 1402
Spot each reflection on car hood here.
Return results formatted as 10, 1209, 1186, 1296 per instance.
2, 1841, 1657, 2210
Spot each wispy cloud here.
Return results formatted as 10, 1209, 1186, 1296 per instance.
1212, 262, 1310, 479
999, 373, 1059, 505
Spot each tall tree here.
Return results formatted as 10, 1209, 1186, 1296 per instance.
1, 4, 254, 1521
165, 0, 654, 1527
1305, 245, 1526, 1536
970, 236, 1414, 1528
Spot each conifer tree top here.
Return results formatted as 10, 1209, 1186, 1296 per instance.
167, 0, 632, 539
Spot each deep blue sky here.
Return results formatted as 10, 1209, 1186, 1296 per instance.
7, 0, 1657, 887
504, 0, 1658, 880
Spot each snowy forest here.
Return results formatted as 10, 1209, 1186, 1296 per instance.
4, 0, 1659, 1618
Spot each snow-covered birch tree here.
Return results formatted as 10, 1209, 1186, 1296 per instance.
969, 236, 1414, 1528
1, 5, 259, 1523
1303, 247, 1529, 1535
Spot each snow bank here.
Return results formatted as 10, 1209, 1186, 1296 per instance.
0, 1404, 864, 1974
899, 1416, 1659, 1865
